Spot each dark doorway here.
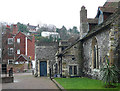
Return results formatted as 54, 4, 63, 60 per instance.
40, 61, 47, 76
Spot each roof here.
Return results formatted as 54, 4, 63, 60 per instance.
15, 54, 32, 62
27, 25, 38, 30
87, 18, 98, 24
84, 7, 119, 41
99, 6, 117, 13
103, 1, 119, 8
57, 3, 120, 56
27, 35, 33, 41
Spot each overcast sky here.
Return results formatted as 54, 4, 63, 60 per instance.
0, 0, 107, 30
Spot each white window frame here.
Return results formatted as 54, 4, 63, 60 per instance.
8, 38, 13, 44
17, 38, 20, 43
8, 59, 14, 64
8, 48, 14, 55
17, 49, 20, 54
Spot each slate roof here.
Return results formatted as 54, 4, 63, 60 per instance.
103, 1, 119, 8
87, 18, 98, 24
83, 7, 119, 41
99, 6, 117, 13
28, 25, 37, 30
36, 42, 58, 60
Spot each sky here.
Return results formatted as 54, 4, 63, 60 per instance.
0, 0, 107, 30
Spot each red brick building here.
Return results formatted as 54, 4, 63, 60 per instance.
2, 24, 35, 73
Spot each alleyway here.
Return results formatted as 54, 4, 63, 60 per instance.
2, 73, 59, 90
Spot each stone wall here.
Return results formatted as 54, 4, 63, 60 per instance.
82, 17, 120, 79
61, 42, 80, 77
83, 27, 110, 79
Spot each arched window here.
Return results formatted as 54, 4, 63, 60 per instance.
92, 37, 99, 69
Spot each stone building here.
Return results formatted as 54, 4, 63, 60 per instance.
56, 1, 120, 79
35, 42, 58, 77
55, 39, 81, 77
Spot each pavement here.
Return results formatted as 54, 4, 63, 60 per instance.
1, 73, 59, 90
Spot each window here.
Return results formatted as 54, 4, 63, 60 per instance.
17, 38, 20, 43
2, 64, 7, 74
69, 66, 72, 75
72, 57, 75, 60
8, 38, 13, 44
17, 49, 20, 54
74, 66, 77, 75
93, 45, 99, 69
8, 59, 14, 64
92, 37, 99, 69
69, 65, 78, 75
8, 48, 14, 55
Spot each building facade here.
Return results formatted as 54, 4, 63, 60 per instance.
35, 42, 58, 77
2, 24, 35, 73
55, 1, 120, 80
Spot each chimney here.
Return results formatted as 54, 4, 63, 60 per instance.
80, 6, 87, 23
12, 24, 18, 34
80, 6, 89, 39
6, 25, 10, 31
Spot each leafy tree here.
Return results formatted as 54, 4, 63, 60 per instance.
16, 22, 29, 33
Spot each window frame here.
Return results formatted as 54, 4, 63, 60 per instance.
17, 38, 20, 43
8, 38, 13, 44
8, 59, 14, 64
8, 48, 14, 55
17, 49, 20, 54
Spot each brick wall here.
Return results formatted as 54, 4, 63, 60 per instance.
15, 32, 26, 58
27, 36, 35, 60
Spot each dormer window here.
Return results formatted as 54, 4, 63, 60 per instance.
99, 13, 103, 24
98, 8, 103, 24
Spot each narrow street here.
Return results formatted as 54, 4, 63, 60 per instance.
2, 73, 59, 90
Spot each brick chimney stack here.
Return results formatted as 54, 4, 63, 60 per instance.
12, 24, 18, 35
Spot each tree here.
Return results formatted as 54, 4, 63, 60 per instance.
72, 26, 79, 34
16, 22, 29, 33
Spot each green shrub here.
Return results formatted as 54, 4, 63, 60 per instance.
100, 56, 120, 88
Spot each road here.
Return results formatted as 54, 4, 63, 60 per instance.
2, 73, 59, 90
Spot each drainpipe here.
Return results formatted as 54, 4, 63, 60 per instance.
25, 37, 27, 56
60, 56, 62, 77
0, 25, 2, 75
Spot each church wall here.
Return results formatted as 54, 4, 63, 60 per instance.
83, 29, 110, 79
